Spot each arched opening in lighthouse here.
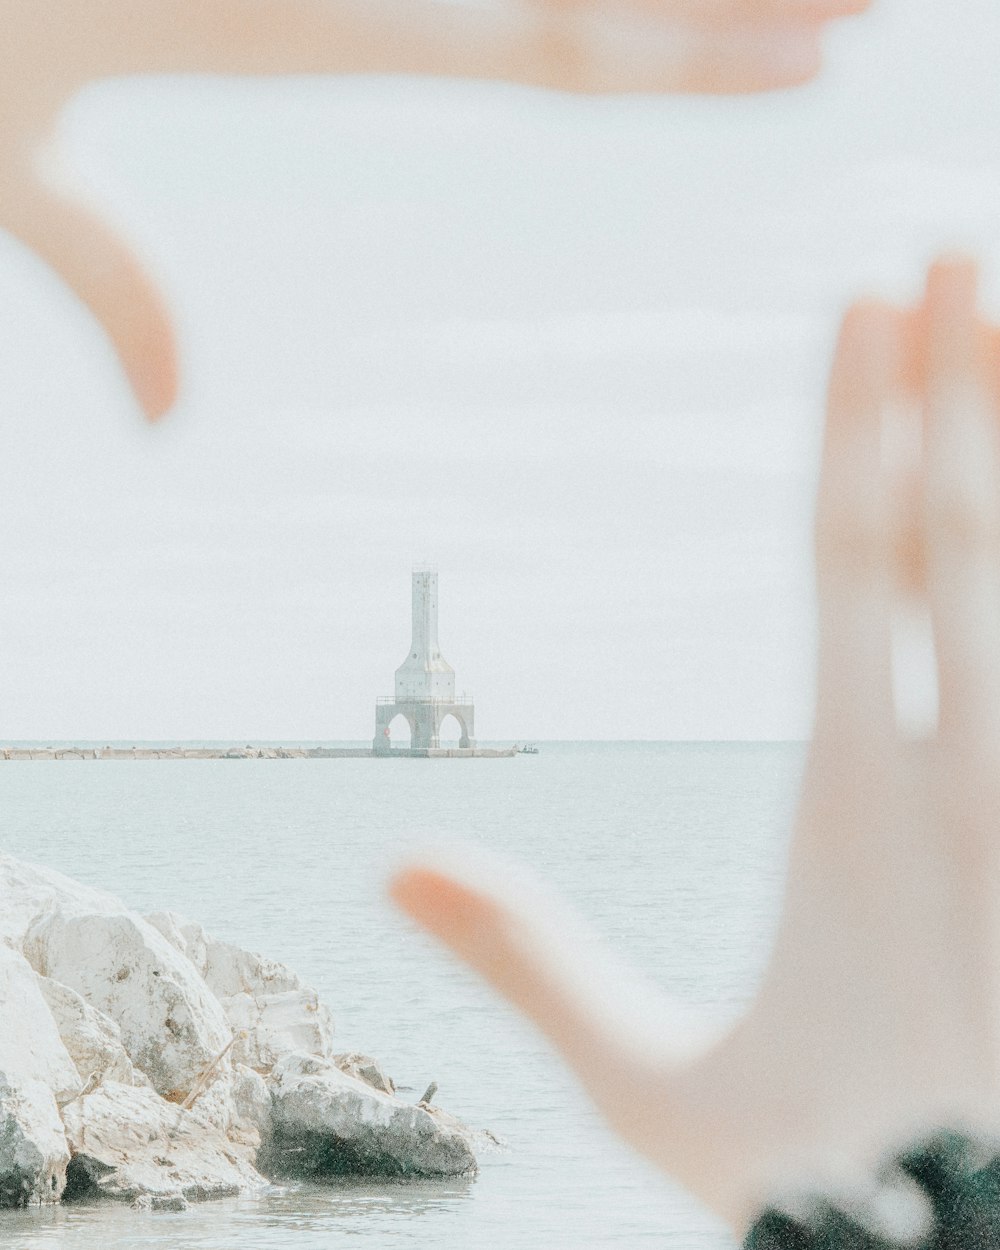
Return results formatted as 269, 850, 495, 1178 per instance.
387, 713, 412, 747
437, 713, 464, 746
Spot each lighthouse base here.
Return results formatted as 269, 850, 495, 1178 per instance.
373, 697, 476, 754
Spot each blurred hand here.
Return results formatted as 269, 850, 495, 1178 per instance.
390, 256, 1000, 1240
2, 0, 867, 419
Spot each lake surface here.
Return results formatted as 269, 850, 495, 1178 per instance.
0, 741, 804, 1249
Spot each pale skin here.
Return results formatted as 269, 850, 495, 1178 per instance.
3, 0, 867, 419
390, 256, 1000, 1240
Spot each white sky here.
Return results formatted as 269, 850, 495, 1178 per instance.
1, 0, 999, 741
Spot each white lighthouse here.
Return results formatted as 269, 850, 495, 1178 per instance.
373, 569, 476, 753
394, 570, 455, 700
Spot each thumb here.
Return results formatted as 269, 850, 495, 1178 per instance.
389, 847, 714, 1116
2, 163, 177, 420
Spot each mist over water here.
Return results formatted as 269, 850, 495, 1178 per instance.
0, 742, 803, 1248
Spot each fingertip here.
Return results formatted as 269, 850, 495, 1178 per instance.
835, 299, 900, 361
387, 864, 451, 919
828, 299, 904, 410
760, 32, 823, 90
7, 174, 181, 423
112, 259, 179, 422
844, 297, 901, 335
925, 253, 980, 312
681, 26, 824, 95
923, 254, 984, 385
125, 340, 178, 422
388, 865, 499, 946
928, 251, 979, 280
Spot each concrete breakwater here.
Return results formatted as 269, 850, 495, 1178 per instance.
0, 746, 518, 761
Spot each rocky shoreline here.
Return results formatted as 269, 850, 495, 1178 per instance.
0, 855, 489, 1211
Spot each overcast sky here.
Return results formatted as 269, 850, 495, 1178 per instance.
0, 0, 998, 742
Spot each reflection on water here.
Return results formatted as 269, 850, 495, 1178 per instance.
0, 1178, 475, 1248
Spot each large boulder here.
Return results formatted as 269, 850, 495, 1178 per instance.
147, 913, 334, 1071
0, 948, 78, 1207
0, 856, 120, 951
35, 976, 140, 1089
266, 1052, 477, 1179
0, 1076, 70, 1208
25, 912, 232, 1101
61, 1082, 265, 1205
0, 948, 80, 1105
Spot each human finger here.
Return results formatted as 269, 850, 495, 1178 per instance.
989, 325, 1000, 409
388, 848, 709, 1109
119, 0, 826, 94
900, 309, 1000, 599
920, 257, 1000, 742
813, 301, 906, 743
517, 14, 826, 95
1, 170, 177, 420
623, 0, 869, 22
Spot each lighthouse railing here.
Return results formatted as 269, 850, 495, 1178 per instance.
376, 695, 474, 706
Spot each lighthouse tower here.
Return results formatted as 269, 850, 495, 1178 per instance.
373, 569, 476, 753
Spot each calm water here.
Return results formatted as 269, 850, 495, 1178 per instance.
0, 741, 803, 1249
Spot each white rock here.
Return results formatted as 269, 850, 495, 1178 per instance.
228, 1065, 273, 1147
150, 915, 301, 1001
62, 1082, 265, 1204
35, 977, 139, 1089
0, 856, 484, 1205
222, 988, 334, 1071
0, 947, 80, 1105
0, 855, 121, 951
0, 1075, 70, 1207
177, 1065, 271, 1154
267, 1052, 477, 1178
133, 1192, 190, 1211
147, 913, 333, 1071
1, 856, 231, 1098
142, 910, 188, 956
25, 912, 231, 1100
333, 1052, 395, 1095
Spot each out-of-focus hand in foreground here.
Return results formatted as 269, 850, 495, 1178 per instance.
4, 0, 867, 420
391, 256, 1000, 1241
